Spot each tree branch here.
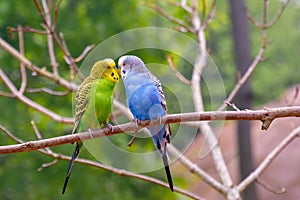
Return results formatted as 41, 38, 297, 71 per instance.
1, 106, 299, 154
0, 124, 204, 200
237, 125, 300, 192
0, 68, 73, 124
0, 37, 76, 91
41, 0, 59, 76
190, 0, 235, 194
168, 144, 228, 195
17, 25, 27, 94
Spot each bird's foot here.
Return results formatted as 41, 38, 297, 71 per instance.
158, 116, 163, 125
132, 118, 142, 127
105, 122, 114, 132
88, 128, 94, 139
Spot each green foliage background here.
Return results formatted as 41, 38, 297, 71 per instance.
0, 0, 299, 199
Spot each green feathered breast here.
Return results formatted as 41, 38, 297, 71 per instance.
62, 58, 119, 194
72, 59, 119, 134
78, 77, 117, 132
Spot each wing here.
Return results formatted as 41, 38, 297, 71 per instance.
148, 72, 172, 141
72, 77, 94, 134
148, 72, 167, 112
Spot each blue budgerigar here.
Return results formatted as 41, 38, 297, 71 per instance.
118, 55, 173, 191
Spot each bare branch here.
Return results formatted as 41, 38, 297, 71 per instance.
168, 144, 228, 194
202, 0, 216, 31
224, 101, 241, 111
0, 124, 202, 199
17, 25, 27, 94
246, 0, 291, 29
218, 48, 265, 111
53, 0, 63, 32
7, 26, 47, 35
237, 125, 300, 192
166, 55, 191, 85
0, 124, 203, 198
219, 0, 291, 112
0, 37, 76, 91
33, 0, 83, 81
190, 0, 235, 192
42, 0, 59, 76
285, 86, 299, 106
31, 120, 53, 154
0, 90, 14, 97
218, 3, 268, 111
74, 44, 95, 62
166, 0, 192, 13
0, 68, 73, 124
142, 2, 195, 33
266, 0, 291, 28
60, 32, 85, 81
256, 178, 286, 194
0, 124, 24, 143
26, 87, 70, 96
38, 159, 58, 171
1, 106, 300, 154
54, 154, 204, 199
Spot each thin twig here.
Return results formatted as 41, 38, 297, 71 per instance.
26, 87, 70, 96
0, 68, 73, 124
7, 26, 48, 35
255, 178, 286, 194
168, 144, 228, 194
202, 0, 216, 31
0, 90, 15, 97
53, 0, 63, 32
42, 0, 59, 76
74, 44, 95, 62
31, 120, 53, 153
166, 0, 192, 13
224, 101, 241, 111
217, 30, 266, 111
0, 124, 203, 200
0, 124, 23, 143
33, 0, 82, 81
246, 0, 291, 29
166, 55, 191, 85
219, 0, 290, 112
142, 2, 195, 33
38, 159, 58, 172
0, 37, 76, 91
285, 86, 299, 106
17, 25, 27, 94
31, 120, 43, 140
60, 32, 85, 81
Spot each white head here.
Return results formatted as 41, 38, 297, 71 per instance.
118, 55, 147, 80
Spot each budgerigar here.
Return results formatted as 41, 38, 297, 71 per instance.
62, 58, 119, 194
118, 55, 173, 191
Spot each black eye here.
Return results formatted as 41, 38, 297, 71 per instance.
122, 70, 126, 74
111, 72, 114, 76
107, 66, 111, 69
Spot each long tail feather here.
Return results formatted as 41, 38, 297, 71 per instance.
62, 142, 80, 194
162, 149, 174, 192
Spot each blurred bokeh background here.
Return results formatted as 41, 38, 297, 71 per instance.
0, 0, 299, 199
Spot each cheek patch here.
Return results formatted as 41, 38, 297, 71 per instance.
121, 70, 127, 79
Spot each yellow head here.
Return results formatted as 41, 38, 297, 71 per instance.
91, 58, 119, 83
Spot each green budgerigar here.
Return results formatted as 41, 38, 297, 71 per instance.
62, 58, 119, 194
